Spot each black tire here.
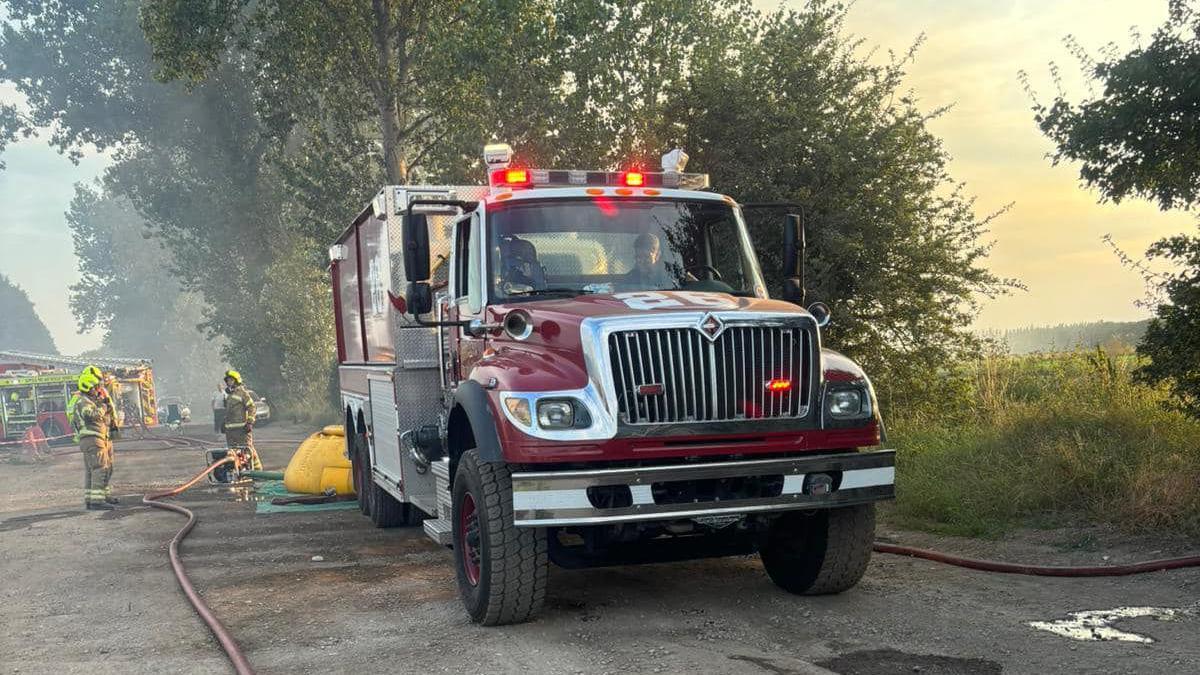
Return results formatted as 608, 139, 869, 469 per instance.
452, 449, 547, 625
350, 430, 370, 516
760, 504, 876, 595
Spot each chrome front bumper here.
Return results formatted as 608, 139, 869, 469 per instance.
510, 450, 895, 527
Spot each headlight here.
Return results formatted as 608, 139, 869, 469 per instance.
536, 398, 590, 429
827, 388, 868, 418
504, 398, 532, 426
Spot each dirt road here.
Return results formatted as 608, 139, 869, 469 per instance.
2, 425, 1197, 674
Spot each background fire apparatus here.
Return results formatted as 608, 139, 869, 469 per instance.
329, 145, 895, 625
0, 350, 158, 443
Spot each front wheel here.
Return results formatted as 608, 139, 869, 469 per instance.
760, 504, 875, 595
452, 449, 547, 625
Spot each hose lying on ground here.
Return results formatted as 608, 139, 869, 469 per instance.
874, 542, 1200, 577
143, 457, 256, 675
241, 470, 285, 481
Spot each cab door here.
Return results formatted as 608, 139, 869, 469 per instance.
446, 213, 487, 384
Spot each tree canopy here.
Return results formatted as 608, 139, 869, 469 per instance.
67, 185, 225, 402
1033, 0, 1200, 211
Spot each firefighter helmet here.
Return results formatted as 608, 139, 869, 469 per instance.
78, 372, 101, 393
224, 369, 243, 385
83, 364, 103, 380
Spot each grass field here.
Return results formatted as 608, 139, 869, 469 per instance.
888, 348, 1200, 537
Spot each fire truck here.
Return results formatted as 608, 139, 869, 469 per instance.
329, 145, 895, 625
0, 370, 75, 443
0, 351, 159, 442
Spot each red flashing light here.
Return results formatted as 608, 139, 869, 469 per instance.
622, 171, 645, 187
765, 379, 792, 392
491, 168, 531, 187
637, 383, 665, 396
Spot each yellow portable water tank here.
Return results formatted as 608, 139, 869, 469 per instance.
283, 425, 355, 496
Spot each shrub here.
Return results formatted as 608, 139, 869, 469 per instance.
889, 349, 1200, 536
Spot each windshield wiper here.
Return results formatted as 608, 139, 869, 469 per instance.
505, 287, 595, 298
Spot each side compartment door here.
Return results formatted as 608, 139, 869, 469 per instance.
368, 376, 403, 490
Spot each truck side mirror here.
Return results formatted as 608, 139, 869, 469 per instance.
404, 212, 431, 282
407, 282, 433, 315
404, 212, 432, 316
782, 213, 805, 305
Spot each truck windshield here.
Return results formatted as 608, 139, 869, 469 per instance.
487, 198, 765, 301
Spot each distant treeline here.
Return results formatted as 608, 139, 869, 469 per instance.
981, 320, 1150, 354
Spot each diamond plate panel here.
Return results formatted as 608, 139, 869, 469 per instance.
386, 185, 489, 371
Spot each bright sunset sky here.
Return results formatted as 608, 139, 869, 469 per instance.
0, 1, 1194, 354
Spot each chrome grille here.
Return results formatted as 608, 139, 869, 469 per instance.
608, 325, 811, 424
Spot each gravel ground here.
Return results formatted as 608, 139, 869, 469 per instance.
1, 424, 1197, 674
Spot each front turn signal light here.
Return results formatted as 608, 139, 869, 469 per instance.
504, 398, 532, 426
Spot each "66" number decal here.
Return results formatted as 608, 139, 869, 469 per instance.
613, 291, 737, 310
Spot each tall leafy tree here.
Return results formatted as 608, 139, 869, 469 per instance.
139, 0, 747, 239
0, 273, 57, 353
1032, 0, 1200, 417
1, 0, 321, 409
67, 186, 226, 403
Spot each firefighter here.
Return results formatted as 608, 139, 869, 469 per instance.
73, 371, 117, 510
222, 370, 261, 471
621, 232, 673, 289
67, 365, 104, 442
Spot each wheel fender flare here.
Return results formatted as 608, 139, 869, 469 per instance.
453, 380, 504, 463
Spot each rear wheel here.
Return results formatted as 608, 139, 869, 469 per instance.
760, 504, 875, 595
365, 432, 408, 528
452, 449, 547, 625
350, 430, 370, 516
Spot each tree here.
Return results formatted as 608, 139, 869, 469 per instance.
659, 6, 1017, 408
139, 0, 746, 239
1031, 0, 1200, 417
0, 273, 57, 353
1132, 234, 1200, 417
67, 185, 226, 403
1, 0, 319, 410
139, 0, 559, 186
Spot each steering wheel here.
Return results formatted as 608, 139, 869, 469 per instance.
684, 264, 723, 280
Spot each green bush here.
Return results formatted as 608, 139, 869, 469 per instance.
889, 349, 1200, 537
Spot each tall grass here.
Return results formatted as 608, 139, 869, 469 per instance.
889, 348, 1200, 537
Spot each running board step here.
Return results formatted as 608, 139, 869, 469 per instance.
423, 518, 453, 547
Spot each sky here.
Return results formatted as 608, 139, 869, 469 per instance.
0, 1, 1196, 355
831, 0, 1195, 330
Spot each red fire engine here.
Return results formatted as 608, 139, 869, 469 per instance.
328, 145, 895, 625
0, 351, 158, 443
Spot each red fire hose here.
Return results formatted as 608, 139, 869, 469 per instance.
874, 542, 1200, 577
143, 457, 256, 675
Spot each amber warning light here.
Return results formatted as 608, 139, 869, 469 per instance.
491, 168, 531, 188
765, 379, 792, 392
622, 171, 645, 187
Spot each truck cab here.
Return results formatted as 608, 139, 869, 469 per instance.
330, 145, 895, 625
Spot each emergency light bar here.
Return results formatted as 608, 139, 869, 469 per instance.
490, 168, 709, 190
